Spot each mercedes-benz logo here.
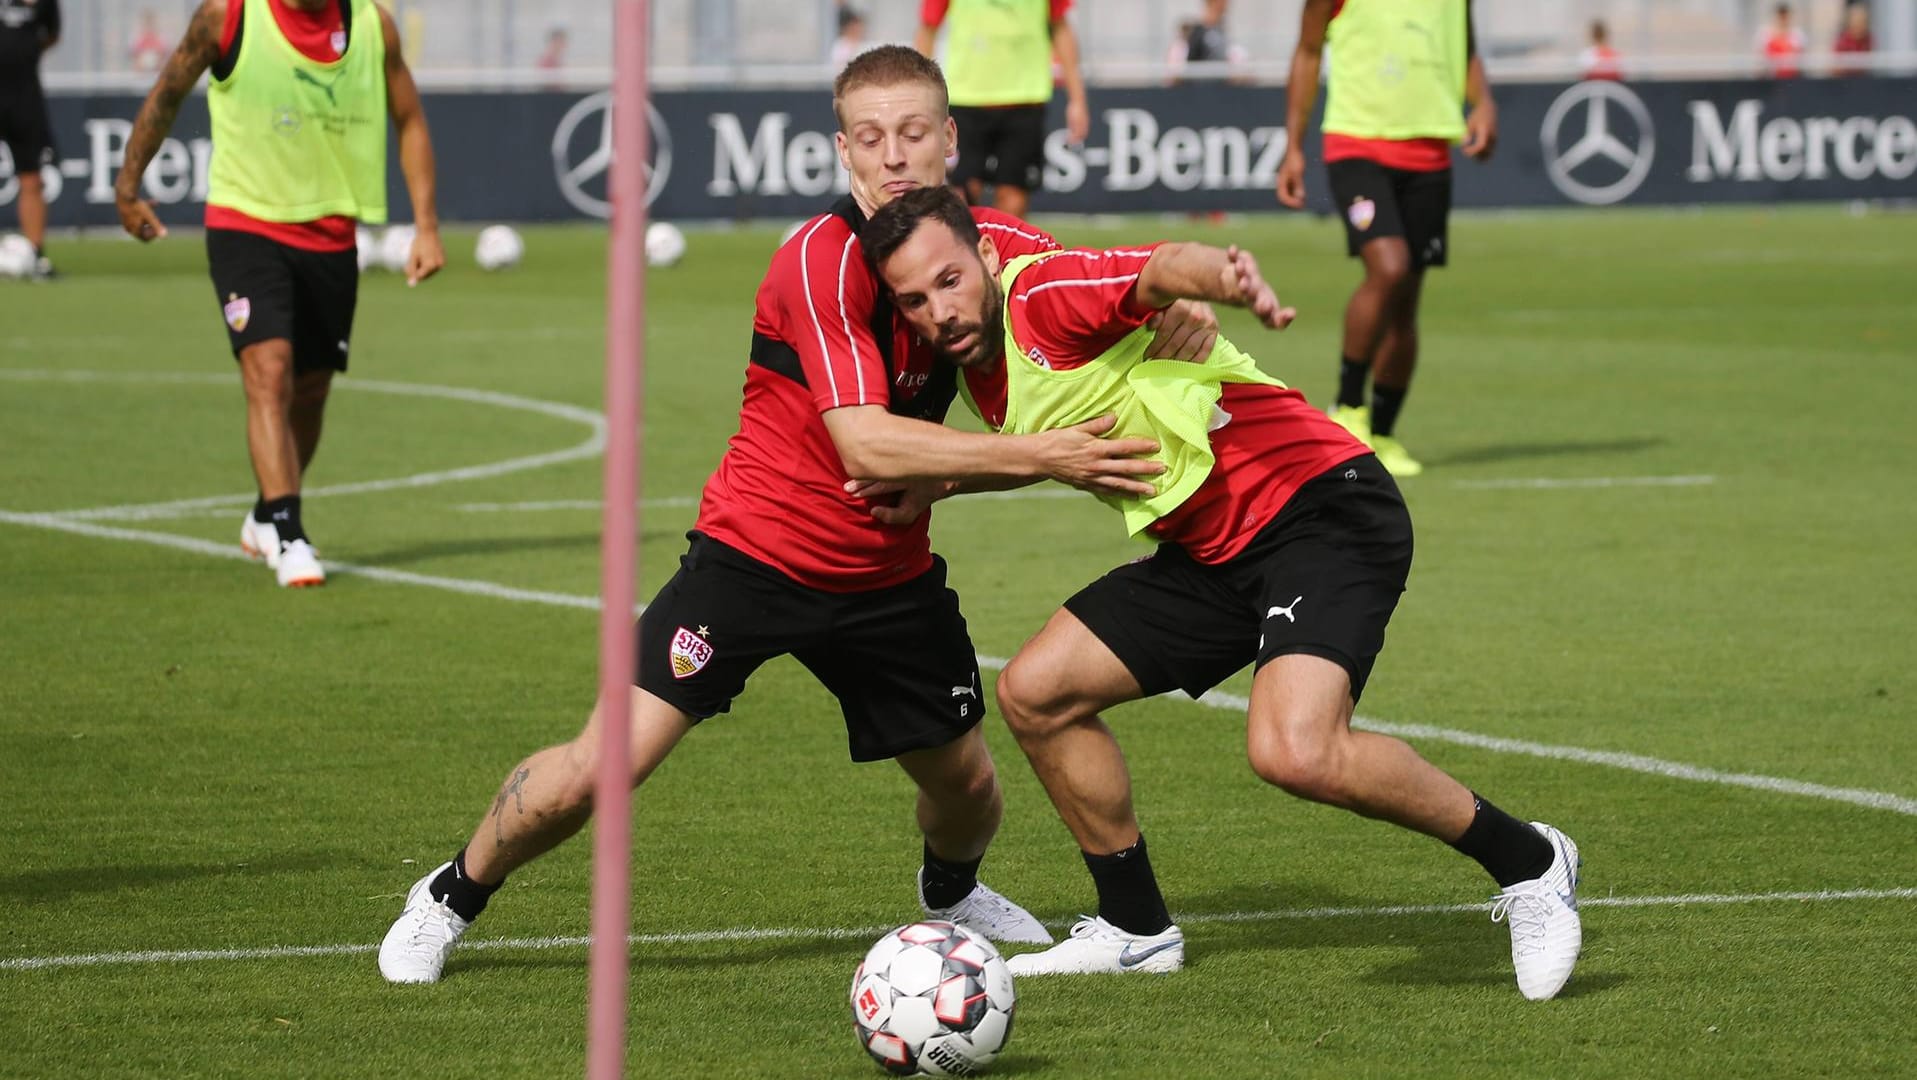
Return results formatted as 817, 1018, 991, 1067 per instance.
1540, 81, 1655, 206
552, 91, 672, 219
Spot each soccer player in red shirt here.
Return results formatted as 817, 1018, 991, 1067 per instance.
860, 186, 1584, 1001
377, 46, 1211, 984
1761, 3, 1807, 79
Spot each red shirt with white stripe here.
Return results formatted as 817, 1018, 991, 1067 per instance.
204, 0, 361, 253
966, 247, 1369, 564
693, 200, 1060, 591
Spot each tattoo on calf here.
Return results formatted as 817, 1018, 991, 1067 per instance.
490, 767, 532, 847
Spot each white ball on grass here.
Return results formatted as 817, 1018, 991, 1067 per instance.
378, 225, 417, 273
474, 225, 525, 271
355, 227, 379, 272
645, 221, 686, 268
0, 233, 34, 278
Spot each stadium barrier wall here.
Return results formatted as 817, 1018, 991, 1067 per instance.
6, 77, 1913, 227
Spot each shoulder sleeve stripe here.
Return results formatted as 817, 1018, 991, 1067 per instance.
1013, 273, 1141, 302
836, 235, 868, 406
797, 217, 844, 407
977, 221, 1050, 242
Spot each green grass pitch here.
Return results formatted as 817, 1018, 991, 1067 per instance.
2, 206, 1914, 1078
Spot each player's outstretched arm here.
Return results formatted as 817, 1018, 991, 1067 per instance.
1136, 243, 1296, 330
114, 0, 225, 241
1276, 0, 1334, 209
382, 7, 443, 286
823, 406, 1161, 495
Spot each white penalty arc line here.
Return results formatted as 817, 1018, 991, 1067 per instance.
0, 370, 607, 522
2, 509, 1914, 821
4, 886, 1912, 974
1451, 475, 1717, 491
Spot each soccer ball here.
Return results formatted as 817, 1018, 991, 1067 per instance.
850, 920, 1014, 1077
0, 233, 34, 279
474, 225, 525, 271
355, 227, 379, 272
378, 225, 417, 273
645, 221, 686, 267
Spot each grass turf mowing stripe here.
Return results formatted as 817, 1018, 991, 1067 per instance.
5, 887, 1912, 974
4, 508, 1914, 821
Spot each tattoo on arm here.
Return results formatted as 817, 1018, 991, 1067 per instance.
117, 0, 223, 200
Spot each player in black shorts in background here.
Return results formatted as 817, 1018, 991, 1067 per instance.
0, 0, 60, 279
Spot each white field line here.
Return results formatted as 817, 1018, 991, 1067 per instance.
3, 510, 1914, 821
452, 489, 1083, 514
4, 886, 1912, 974
0, 370, 606, 522
0, 511, 603, 611
1194, 687, 1917, 818
1452, 475, 1717, 491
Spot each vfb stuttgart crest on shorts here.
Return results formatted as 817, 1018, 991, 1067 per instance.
223, 293, 251, 332
669, 626, 714, 679
1347, 197, 1377, 231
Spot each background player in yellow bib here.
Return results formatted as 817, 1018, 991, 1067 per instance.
916, 0, 1089, 220
112, 0, 442, 587
1276, 0, 1496, 478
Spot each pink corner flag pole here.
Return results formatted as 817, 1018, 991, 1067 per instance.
587, 1, 649, 1077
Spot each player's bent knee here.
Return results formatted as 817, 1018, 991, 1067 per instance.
992, 660, 1068, 739
1247, 729, 1347, 804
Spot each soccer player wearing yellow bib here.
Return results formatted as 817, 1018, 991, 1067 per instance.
113, 0, 442, 587
1277, 0, 1496, 478
862, 186, 1582, 1001
916, 0, 1089, 220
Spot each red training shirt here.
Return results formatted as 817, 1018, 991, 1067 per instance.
693, 199, 1060, 592
204, 0, 361, 252
964, 247, 1369, 564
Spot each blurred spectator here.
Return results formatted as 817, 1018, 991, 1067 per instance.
1833, 3, 1873, 77
916, 0, 1088, 219
128, 9, 167, 73
1578, 19, 1621, 81
1167, 0, 1248, 85
1760, 3, 1805, 79
830, 6, 872, 69
535, 25, 566, 86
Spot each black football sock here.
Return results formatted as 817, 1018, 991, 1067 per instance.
257, 494, 307, 543
1370, 383, 1409, 437
1337, 356, 1370, 409
428, 848, 502, 922
252, 496, 270, 524
921, 843, 983, 910
1448, 794, 1554, 888
1083, 834, 1173, 936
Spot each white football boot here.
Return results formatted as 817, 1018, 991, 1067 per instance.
920, 870, 1054, 945
274, 538, 326, 588
1004, 915, 1184, 976
1492, 822, 1583, 1001
378, 862, 472, 984
240, 513, 281, 569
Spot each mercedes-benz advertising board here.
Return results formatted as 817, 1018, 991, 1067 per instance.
5, 77, 1911, 227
